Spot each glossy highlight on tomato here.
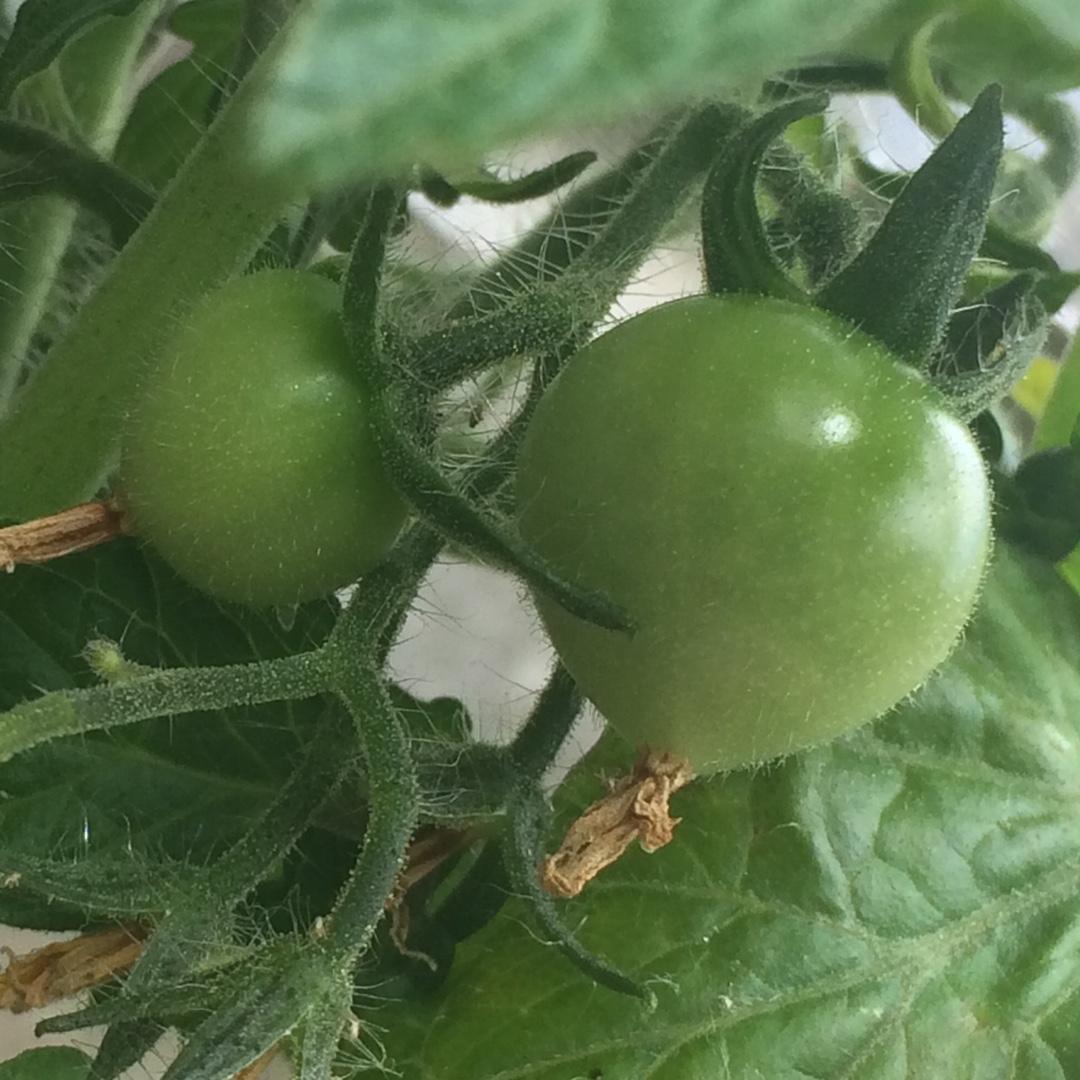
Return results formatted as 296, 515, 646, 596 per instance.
517, 295, 992, 774
119, 269, 408, 605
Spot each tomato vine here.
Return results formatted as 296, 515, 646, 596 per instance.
1, 4, 1078, 1079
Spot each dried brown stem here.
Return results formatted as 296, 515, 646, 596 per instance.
0, 497, 126, 570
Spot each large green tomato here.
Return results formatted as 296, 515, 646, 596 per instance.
516, 295, 992, 774
119, 270, 408, 605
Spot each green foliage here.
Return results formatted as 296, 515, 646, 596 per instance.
850, 0, 1080, 96
0, 1048, 90, 1080
252, 0, 897, 190
375, 547, 1080, 1079
0, 2, 1077, 1078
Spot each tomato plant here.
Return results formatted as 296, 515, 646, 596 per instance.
118, 269, 408, 605
0, 3, 1079, 1080
517, 295, 992, 773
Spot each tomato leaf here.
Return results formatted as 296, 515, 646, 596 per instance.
252, 0, 894, 190
0, 539, 338, 929
113, 0, 246, 190
0, 0, 144, 108
370, 544, 1080, 1078
0, 1048, 91, 1080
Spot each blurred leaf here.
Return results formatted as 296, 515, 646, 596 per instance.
0, 0, 143, 108
0, 1048, 90, 1080
253, 0, 894, 190
371, 544, 1080, 1078
0, 539, 337, 927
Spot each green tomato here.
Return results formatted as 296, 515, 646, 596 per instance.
119, 269, 407, 605
516, 295, 992, 775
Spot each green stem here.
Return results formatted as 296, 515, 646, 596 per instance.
0, 4, 311, 519
203, 704, 354, 903
0, 118, 154, 241
506, 780, 652, 1003
323, 661, 419, 970
0, 651, 329, 762
329, 521, 445, 665
509, 663, 583, 780
0, 2, 164, 415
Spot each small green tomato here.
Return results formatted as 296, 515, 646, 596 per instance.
119, 270, 407, 605
516, 295, 992, 774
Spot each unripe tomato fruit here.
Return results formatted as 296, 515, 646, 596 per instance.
119, 270, 408, 605
516, 295, 992, 774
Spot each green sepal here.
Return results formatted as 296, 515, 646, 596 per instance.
87, 1019, 166, 1080
980, 216, 1061, 274
417, 168, 461, 207
505, 780, 653, 1005
818, 85, 1003, 367
700, 95, 826, 300
758, 143, 861, 288
371, 388, 636, 634
963, 260, 1080, 316
939, 272, 1046, 377
427, 838, 510, 951
931, 272, 1046, 422
152, 940, 342, 1080
763, 60, 890, 97
508, 661, 583, 779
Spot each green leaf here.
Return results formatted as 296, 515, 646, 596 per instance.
252, 0, 894, 190
113, 0, 246, 190
0, 1048, 91, 1080
0, 539, 337, 926
371, 544, 1080, 1079
0, 0, 144, 107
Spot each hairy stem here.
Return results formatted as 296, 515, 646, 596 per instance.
0, 650, 330, 761
0, 2, 314, 519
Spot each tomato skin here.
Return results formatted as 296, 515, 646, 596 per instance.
119, 270, 407, 606
516, 295, 992, 774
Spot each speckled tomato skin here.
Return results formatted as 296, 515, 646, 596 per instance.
120, 270, 407, 605
517, 295, 992, 774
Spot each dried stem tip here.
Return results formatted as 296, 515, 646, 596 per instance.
540, 747, 694, 899
0, 923, 148, 1013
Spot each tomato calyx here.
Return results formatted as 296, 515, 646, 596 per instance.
702, 84, 1044, 430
